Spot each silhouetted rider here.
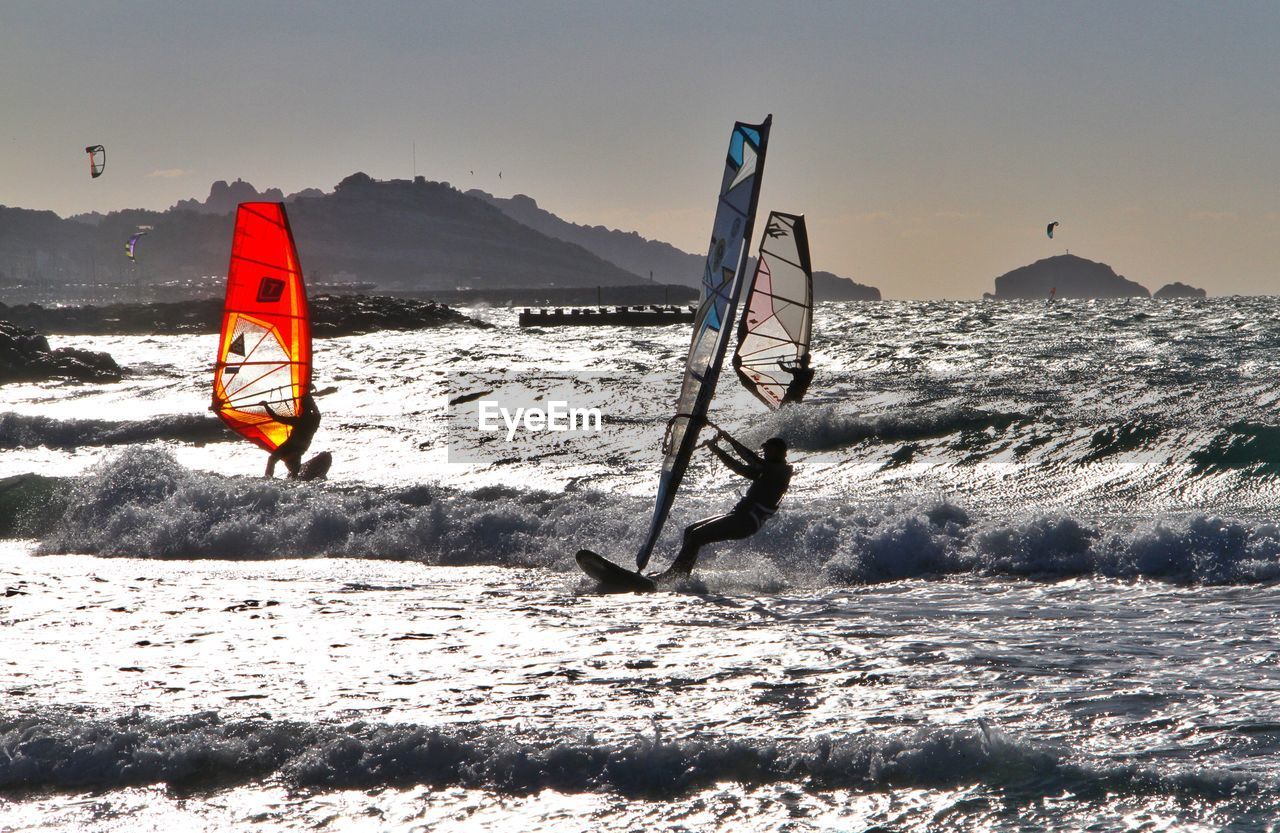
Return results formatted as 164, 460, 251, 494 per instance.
661, 427, 792, 577
260, 393, 321, 478
779, 354, 814, 405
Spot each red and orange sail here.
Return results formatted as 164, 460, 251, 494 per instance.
211, 203, 311, 452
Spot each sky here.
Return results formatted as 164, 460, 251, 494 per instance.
3, 0, 1279, 299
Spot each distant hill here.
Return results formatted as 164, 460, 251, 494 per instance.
171, 179, 287, 214
469, 192, 697, 285
0, 174, 646, 297
169, 179, 328, 215
808, 269, 882, 301
286, 174, 645, 290
1154, 282, 1207, 299
471, 190, 881, 301
988, 254, 1150, 300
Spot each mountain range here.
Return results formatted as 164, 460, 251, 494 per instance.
0, 175, 881, 301
469, 191, 880, 301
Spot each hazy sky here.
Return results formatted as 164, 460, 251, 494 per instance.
3, 1, 1278, 298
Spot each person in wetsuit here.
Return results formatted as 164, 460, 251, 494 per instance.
259, 393, 321, 478
778, 353, 814, 405
661, 429, 792, 577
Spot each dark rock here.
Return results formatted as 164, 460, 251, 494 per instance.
0, 320, 121, 384
812, 270, 881, 301
991, 254, 1149, 300
1154, 282, 1207, 299
0, 294, 486, 338
310, 294, 488, 336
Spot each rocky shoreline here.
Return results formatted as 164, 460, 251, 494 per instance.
0, 294, 486, 338
0, 321, 122, 385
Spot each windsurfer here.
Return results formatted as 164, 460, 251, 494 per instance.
778, 354, 814, 404
660, 428, 792, 577
260, 393, 321, 478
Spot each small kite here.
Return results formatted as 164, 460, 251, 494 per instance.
125, 230, 149, 261
1046, 221, 1059, 239
85, 145, 106, 178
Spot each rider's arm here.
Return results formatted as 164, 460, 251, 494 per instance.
261, 402, 301, 426
709, 441, 760, 479
719, 430, 763, 467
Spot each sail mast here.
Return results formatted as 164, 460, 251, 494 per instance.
636, 115, 773, 570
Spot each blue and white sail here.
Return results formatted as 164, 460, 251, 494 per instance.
636, 115, 772, 570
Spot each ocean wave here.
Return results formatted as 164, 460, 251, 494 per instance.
749, 404, 1280, 483
811, 509, 1280, 585
30, 447, 606, 565
746, 404, 1034, 452
1081, 418, 1166, 462
0, 711, 1263, 801
1189, 422, 1280, 477
17, 448, 1280, 586
0, 412, 230, 450
0, 474, 66, 538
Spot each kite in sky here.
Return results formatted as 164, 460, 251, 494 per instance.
85, 145, 105, 178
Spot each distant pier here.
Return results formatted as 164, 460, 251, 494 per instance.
518, 304, 696, 327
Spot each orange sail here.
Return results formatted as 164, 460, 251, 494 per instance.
212, 202, 311, 452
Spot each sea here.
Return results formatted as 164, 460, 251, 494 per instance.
3, 297, 1280, 832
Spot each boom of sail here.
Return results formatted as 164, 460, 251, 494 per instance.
732, 212, 813, 409
636, 115, 772, 570
211, 202, 312, 453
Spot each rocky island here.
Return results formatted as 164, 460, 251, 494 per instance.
987, 254, 1150, 300
1153, 282, 1207, 299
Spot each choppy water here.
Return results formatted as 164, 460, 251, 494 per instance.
4, 298, 1280, 830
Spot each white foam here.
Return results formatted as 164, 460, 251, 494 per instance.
25, 448, 1280, 586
